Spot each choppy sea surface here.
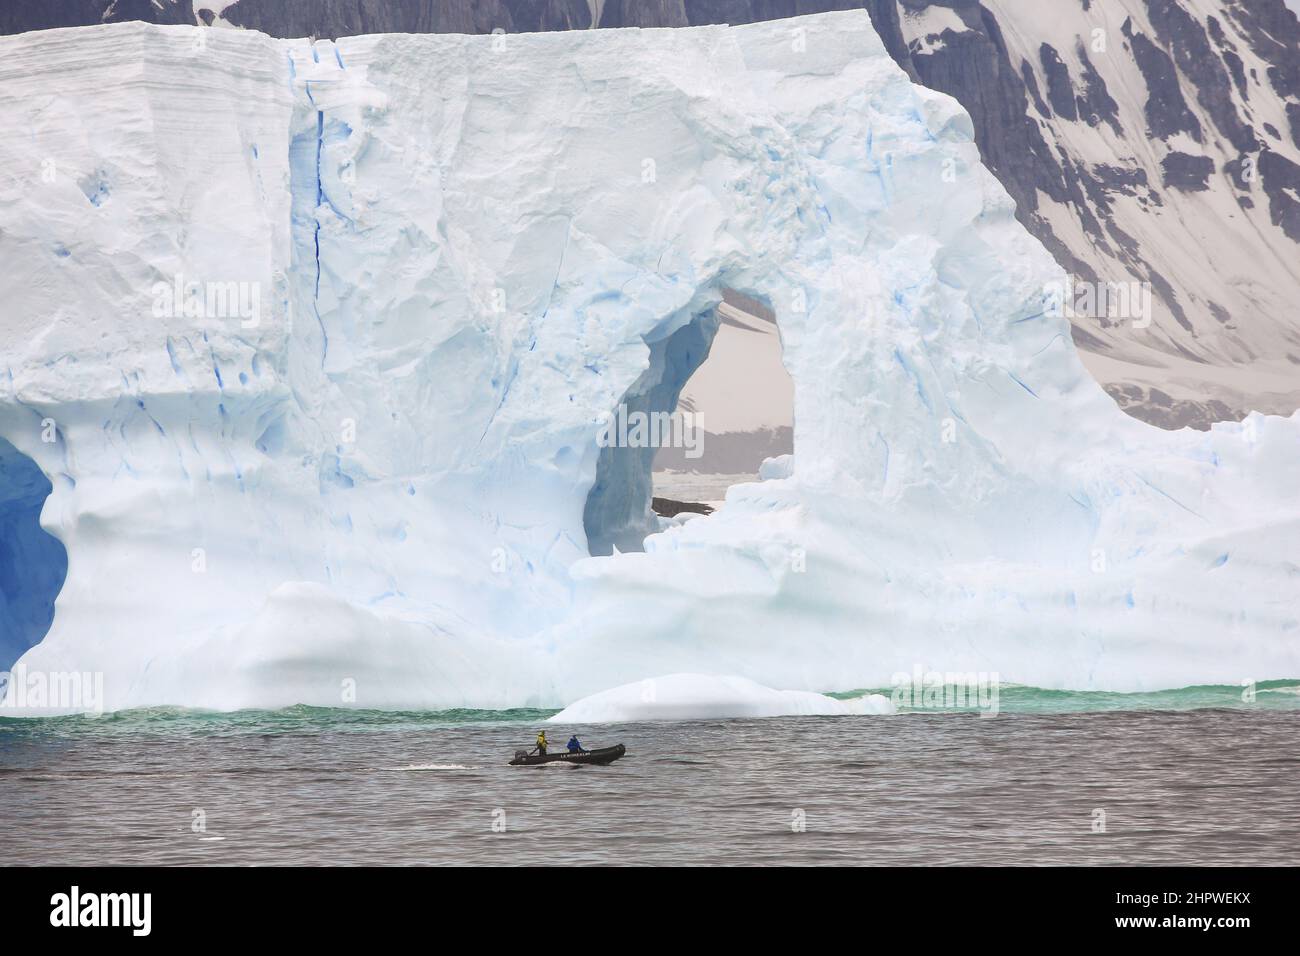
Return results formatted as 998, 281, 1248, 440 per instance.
3, 682, 1298, 865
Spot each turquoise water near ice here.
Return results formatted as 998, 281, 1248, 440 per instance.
2, 680, 1297, 736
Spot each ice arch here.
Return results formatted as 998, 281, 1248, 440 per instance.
583, 307, 720, 555
0, 437, 67, 671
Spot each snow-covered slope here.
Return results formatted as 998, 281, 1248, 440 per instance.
1, 13, 1298, 713
900, 0, 1300, 429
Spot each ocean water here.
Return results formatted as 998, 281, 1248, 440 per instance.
652, 470, 757, 506
2, 683, 1299, 866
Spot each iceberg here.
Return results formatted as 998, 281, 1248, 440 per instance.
549, 674, 893, 723
1, 13, 1298, 714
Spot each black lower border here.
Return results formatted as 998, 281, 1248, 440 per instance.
0, 865, 1288, 941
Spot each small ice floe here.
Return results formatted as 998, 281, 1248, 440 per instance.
548, 673, 894, 723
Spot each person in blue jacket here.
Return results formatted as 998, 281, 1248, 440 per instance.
566, 734, 585, 753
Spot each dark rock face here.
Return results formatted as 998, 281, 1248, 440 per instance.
1029, 37, 1123, 135
1, 0, 194, 34
862, 0, 918, 78
686, 0, 762, 24
651, 497, 715, 517
603, 0, 689, 28
511, 0, 594, 32
903, 8, 1069, 235
1074, 41, 1123, 135
1259, 148, 1300, 241
1125, 24, 1203, 140
219, 1, 592, 39
1162, 151, 1215, 190
1041, 43, 1079, 121
1221, 0, 1300, 98
1144, 0, 1257, 153
1103, 384, 1236, 430
1, 0, 597, 38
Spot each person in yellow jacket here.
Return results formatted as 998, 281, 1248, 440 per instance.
534, 730, 548, 756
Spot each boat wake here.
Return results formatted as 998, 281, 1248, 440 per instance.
379, 764, 476, 772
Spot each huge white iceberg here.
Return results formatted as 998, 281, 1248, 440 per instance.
1, 12, 1297, 713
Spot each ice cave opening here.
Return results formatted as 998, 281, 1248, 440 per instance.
582, 290, 794, 557
0, 437, 68, 672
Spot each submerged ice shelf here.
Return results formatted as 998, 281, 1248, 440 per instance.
0, 13, 1297, 714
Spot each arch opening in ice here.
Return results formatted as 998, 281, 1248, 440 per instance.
582, 306, 720, 556
652, 289, 794, 510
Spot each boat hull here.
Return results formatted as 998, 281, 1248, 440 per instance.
509, 744, 625, 766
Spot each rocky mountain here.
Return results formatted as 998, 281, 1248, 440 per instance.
4, 0, 1299, 429
891, 0, 1300, 429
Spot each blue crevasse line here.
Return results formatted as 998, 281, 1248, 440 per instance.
477, 358, 521, 445
1032, 332, 1066, 357
135, 398, 165, 438
316, 119, 356, 225
315, 111, 325, 212
1135, 473, 1204, 519
311, 109, 329, 363
864, 128, 891, 202
1008, 370, 1038, 398
894, 348, 933, 413
165, 338, 183, 375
